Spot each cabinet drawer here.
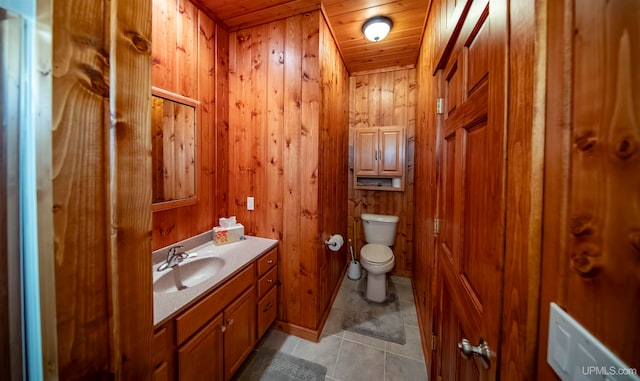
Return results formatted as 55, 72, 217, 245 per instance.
153, 327, 168, 366
257, 287, 277, 338
176, 263, 255, 345
257, 266, 277, 299
257, 248, 277, 276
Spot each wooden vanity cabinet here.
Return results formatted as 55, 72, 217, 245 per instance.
178, 313, 224, 381
223, 287, 256, 380
152, 245, 279, 381
152, 323, 175, 381
256, 247, 278, 338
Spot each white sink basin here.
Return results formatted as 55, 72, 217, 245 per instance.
154, 257, 225, 293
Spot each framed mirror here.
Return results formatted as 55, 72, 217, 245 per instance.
151, 87, 200, 212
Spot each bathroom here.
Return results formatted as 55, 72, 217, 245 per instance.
1, 0, 638, 380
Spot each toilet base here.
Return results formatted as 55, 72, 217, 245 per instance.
365, 272, 388, 302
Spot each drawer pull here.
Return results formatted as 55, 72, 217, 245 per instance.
227, 318, 234, 326
267, 279, 273, 284
267, 259, 273, 264
262, 302, 273, 313
220, 325, 226, 333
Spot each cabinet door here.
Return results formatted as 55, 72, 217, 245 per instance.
379, 127, 405, 176
178, 313, 224, 381
354, 128, 379, 176
224, 286, 256, 381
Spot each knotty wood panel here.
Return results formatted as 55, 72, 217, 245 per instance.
414, 1, 542, 379
53, 0, 153, 378
348, 68, 416, 277
318, 15, 350, 325
151, 1, 228, 250
500, 0, 543, 379
539, 0, 640, 377
53, 1, 111, 377
412, 4, 441, 372
229, 11, 348, 334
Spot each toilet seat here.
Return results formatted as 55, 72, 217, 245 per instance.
361, 244, 394, 264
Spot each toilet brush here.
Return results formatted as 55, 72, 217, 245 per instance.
347, 239, 362, 280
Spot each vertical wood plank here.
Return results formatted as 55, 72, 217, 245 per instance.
282, 14, 303, 324
176, 0, 197, 98
198, 10, 216, 232
52, 0, 111, 378
152, 0, 176, 90
413, 8, 442, 371
267, 20, 285, 241
368, 74, 380, 126
251, 23, 269, 237
500, 0, 543, 378
380, 71, 395, 125
299, 11, 320, 329
215, 24, 230, 219
109, 0, 153, 378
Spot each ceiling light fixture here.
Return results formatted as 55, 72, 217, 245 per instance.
362, 16, 393, 42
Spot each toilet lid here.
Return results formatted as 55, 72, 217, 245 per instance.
361, 244, 393, 263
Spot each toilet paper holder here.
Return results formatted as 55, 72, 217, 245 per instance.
323, 234, 344, 251
324, 239, 338, 247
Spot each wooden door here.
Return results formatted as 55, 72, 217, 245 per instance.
178, 313, 224, 381
435, 0, 507, 379
223, 286, 256, 381
354, 128, 379, 176
379, 127, 405, 176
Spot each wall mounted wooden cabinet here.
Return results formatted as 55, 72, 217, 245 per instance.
354, 126, 405, 191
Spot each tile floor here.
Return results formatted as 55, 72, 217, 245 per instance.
234, 274, 428, 381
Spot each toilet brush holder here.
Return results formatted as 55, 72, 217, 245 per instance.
348, 260, 362, 280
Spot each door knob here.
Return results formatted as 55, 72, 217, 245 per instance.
457, 338, 491, 369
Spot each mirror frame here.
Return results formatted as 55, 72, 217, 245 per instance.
151, 86, 201, 212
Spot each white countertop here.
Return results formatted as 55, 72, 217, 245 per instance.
153, 236, 278, 327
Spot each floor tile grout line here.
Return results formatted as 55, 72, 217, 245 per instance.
331, 335, 345, 379
383, 348, 387, 381
385, 350, 427, 363
341, 335, 390, 351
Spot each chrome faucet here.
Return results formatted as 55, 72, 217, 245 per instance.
157, 245, 188, 272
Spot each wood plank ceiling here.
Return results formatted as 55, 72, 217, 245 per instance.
194, 0, 430, 73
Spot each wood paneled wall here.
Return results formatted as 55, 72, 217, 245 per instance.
538, 0, 640, 377
413, 6, 440, 373
53, 0, 153, 379
414, 0, 638, 379
318, 17, 350, 326
151, 0, 229, 250
228, 11, 349, 335
348, 68, 416, 277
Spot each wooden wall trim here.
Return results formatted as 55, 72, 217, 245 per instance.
35, 0, 59, 377
499, 0, 545, 379
108, 0, 153, 379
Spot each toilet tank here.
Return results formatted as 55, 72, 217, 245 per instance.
361, 213, 399, 246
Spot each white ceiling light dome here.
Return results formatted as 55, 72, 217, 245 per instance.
362, 16, 393, 42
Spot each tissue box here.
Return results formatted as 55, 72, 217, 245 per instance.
213, 223, 245, 245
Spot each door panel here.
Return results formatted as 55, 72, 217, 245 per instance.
442, 132, 457, 261
435, 0, 505, 379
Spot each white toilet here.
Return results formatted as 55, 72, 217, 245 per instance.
360, 213, 399, 302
